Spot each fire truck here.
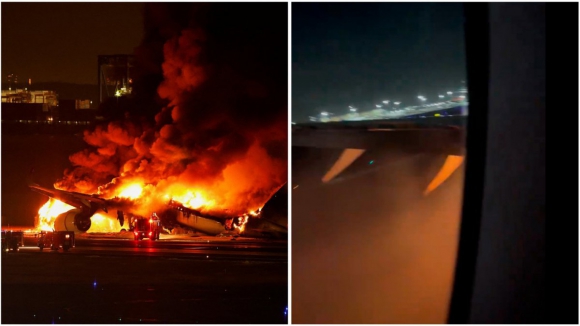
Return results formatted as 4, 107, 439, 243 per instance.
37, 231, 75, 251
133, 214, 161, 241
1, 231, 24, 252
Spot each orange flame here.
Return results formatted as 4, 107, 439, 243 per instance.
37, 198, 74, 231
234, 215, 249, 233
89, 213, 123, 233
170, 190, 215, 210
117, 183, 143, 200
43, 177, 265, 233
36, 199, 123, 233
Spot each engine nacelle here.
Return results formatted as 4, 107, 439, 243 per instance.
53, 209, 92, 232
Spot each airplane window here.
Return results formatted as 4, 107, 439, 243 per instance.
292, 3, 467, 323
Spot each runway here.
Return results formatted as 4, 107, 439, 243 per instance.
2, 235, 288, 324
15, 233, 288, 262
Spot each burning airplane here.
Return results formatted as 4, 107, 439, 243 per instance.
30, 3, 288, 237
31, 175, 286, 237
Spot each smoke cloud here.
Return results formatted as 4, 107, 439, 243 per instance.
55, 3, 287, 218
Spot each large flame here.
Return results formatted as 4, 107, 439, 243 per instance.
36, 198, 123, 233
47, 5, 287, 233
117, 183, 144, 200
37, 198, 74, 231
90, 213, 123, 233
234, 215, 249, 233
170, 190, 215, 210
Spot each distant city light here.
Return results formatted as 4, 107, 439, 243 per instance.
375, 105, 382, 108
394, 102, 401, 105
438, 95, 444, 98
447, 91, 453, 95
382, 100, 389, 104
320, 111, 329, 116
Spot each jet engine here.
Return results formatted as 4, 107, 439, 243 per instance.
53, 209, 92, 232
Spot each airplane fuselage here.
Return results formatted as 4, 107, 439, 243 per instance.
174, 210, 234, 235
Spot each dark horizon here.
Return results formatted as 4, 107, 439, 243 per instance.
292, 2, 466, 122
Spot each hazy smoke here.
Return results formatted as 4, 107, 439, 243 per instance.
292, 151, 464, 323
56, 3, 287, 217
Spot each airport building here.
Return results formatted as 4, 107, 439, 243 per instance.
1, 87, 96, 127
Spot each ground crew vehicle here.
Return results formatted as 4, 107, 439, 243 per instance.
1, 231, 24, 252
38, 231, 75, 251
134, 214, 161, 241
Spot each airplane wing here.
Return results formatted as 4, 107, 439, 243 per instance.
292, 116, 466, 194
28, 169, 110, 215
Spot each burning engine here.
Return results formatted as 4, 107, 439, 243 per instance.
53, 209, 92, 232
224, 216, 247, 231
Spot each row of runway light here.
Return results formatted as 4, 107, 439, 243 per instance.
308, 88, 468, 122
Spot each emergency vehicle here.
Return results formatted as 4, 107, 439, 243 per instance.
37, 231, 75, 251
133, 214, 161, 241
1, 231, 24, 252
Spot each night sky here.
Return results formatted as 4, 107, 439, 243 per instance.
1, 3, 143, 85
292, 3, 467, 122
